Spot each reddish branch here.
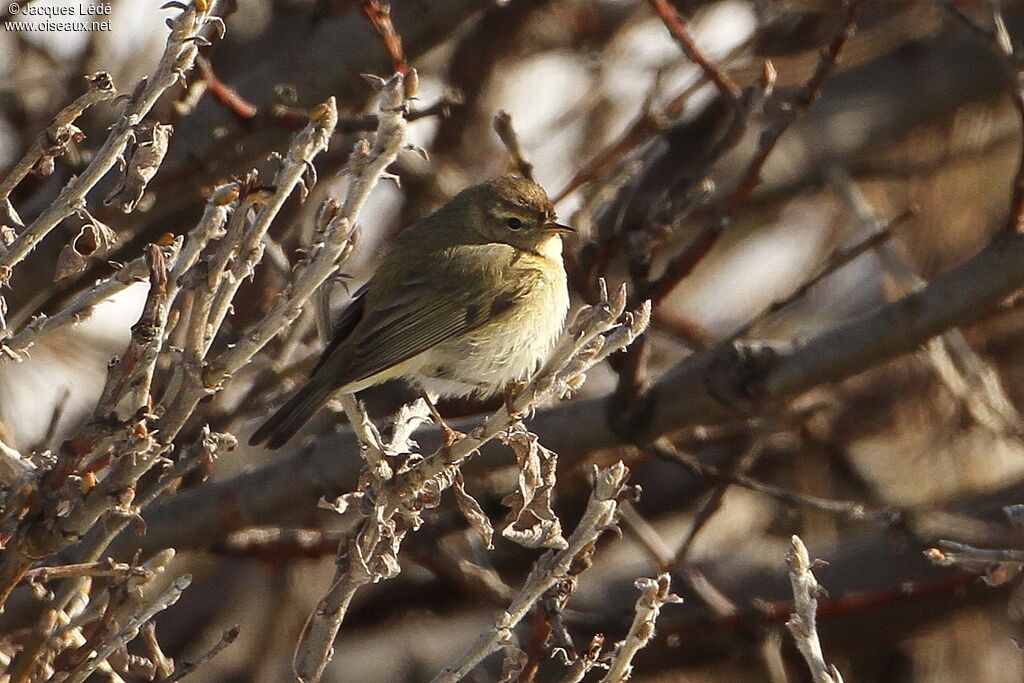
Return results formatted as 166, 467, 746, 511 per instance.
645, 0, 741, 104
196, 55, 258, 120
360, 0, 408, 75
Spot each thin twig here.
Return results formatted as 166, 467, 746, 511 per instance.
0, 2, 218, 288
731, 209, 910, 339
196, 55, 257, 120
0, 72, 116, 205
158, 626, 240, 682
673, 440, 765, 564
21, 560, 148, 584
786, 535, 843, 683
926, 539, 1024, 577
652, 441, 898, 526
493, 111, 534, 181
601, 574, 681, 682
551, 37, 754, 205
644, 0, 741, 104
142, 621, 175, 679
619, 502, 675, 571
63, 574, 193, 683
359, 0, 408, 75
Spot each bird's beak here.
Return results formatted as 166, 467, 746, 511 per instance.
542, 222, 576, 234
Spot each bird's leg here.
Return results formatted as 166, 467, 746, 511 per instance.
421, 391, 464, 447
503, 380, 529, 419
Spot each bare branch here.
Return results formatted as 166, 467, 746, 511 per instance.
63, 574, 192, 683
786, 536, 843, 683
293, 285, 649, 682
0, 72, 116, 205
644, 0, 741, 104
493, 111, 534, 181
601, 574, 681, 683
158, 625, 240, 683
0, 2, 219, 289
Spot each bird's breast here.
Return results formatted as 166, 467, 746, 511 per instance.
420, 263, 569, 397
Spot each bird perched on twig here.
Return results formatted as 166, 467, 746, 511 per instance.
249, 175, 574, 449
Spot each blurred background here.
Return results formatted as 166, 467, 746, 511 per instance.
5, 0, 1024, 680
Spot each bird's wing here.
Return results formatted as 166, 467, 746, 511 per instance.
311, 282, 368, 374
318, 244, 537, 389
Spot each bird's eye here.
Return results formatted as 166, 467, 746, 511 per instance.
506, 217, 523, 230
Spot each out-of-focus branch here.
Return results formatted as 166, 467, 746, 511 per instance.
432, 462, 631, 683
360, 0, 408, 75
641, 0, 863, 306
644, 0, 741, 104
926, 539, 1024, 582
651, 441, 898, 526
493, 111, 534, 181
786, 536, 844, 683
731, 209, 909, 340
195, 55, 258, 121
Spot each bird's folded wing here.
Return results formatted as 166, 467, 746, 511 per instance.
323, 251, 539, 388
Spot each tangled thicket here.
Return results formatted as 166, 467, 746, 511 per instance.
5, 1, 1024, 681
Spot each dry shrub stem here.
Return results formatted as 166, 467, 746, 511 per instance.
0, 72, 116, 208
601, 574, 681, 683
433, 463, 631, 683
786, 536, 843, 683
0, 2, 218, 291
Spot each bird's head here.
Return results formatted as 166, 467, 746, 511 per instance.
452, 175, 574, 254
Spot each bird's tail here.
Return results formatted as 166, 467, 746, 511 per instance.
249, 380, 335, 449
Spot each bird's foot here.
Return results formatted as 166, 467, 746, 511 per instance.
440, 424, 466, 448
421, 392, 465, 447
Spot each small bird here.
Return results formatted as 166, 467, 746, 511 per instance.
249, 175, 574, 449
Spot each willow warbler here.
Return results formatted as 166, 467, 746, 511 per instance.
249, 175, 574, 449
